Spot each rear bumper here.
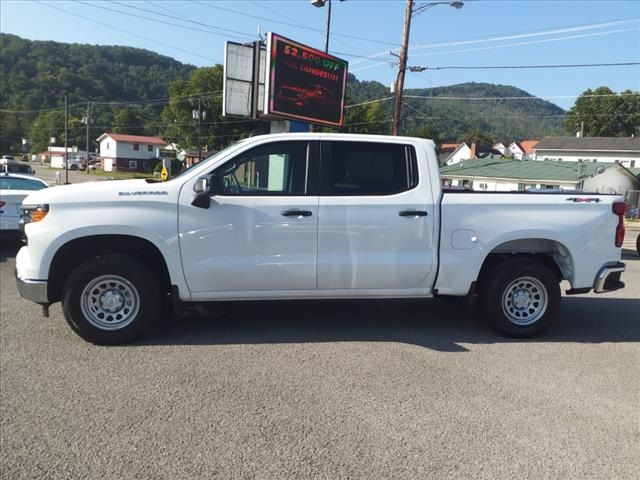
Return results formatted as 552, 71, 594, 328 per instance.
593, 262, 625, 294
15, 272, 49, 304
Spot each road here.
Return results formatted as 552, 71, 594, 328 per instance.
1, 231, 639, 479
30, 165, 107, 185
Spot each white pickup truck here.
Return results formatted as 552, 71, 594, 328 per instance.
16, 133, 627, 344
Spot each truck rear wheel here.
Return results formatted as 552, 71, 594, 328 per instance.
479, 258, 560, 338
62, 254, 161, 344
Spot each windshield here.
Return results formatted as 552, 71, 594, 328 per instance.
150, 140, 249, 183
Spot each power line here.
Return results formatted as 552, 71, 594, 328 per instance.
35, 1, 219, 63
191, 0, 400, 48
350, 26, 640, 73
419, 62, 640, 70
349, 16, 640, 66
403, 93, 638, 101
0, 93, 224, 114
107, 0, 256, 41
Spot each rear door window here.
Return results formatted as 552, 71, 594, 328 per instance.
320, 141, 418, 195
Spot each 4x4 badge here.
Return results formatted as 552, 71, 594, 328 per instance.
566, 197, 602, 203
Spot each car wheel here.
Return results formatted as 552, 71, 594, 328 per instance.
479, 258, 560, 338
636, 234, 639, 256
62, 254, 161, 344
70, 164, 78, 171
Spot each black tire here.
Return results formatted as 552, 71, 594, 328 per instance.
479, 257, 560, 338
62, 254, 161, 344
636, 234, 639, 256
70, 164, 78, 171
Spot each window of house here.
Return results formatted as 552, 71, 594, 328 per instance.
148, 145, 153, 152
129, 160, 138, 169
542, 184, 559, 189
478, 183, 488, 190
133, 144, 139, 151
321, 142, 417, 196
213, 141, 310, 196
631, 160, 636, 168
106, 142, 110, 149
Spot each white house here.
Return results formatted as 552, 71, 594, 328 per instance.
507, 140, 538, 160
533, 137, 640, 167
492, 142, 507, 155
580, 162, 640, 194
97, 133, 166, 172
441, 143, 471, 166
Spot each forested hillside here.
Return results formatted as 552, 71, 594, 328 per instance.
1, 34, 566, 153
0, 34, 195, 151
342, 76, 565, 142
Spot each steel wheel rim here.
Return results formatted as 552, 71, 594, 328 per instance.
501, 276, 548, 326
80, 275, 140, 330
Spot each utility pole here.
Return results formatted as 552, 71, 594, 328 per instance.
392, 1, 464, 136
193, 99, 206, 163
84, 102, 91, 174
63, 93, 69, 184
392, 0, 413, 136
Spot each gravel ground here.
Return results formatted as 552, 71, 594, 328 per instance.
1, 232, 638, 479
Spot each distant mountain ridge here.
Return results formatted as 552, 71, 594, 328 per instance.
345, 75, 566, 141
1, 34, 564, 150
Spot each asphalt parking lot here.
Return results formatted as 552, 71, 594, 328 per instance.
1, 229, 638, 479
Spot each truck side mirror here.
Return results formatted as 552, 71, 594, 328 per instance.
191, 174, 221, 208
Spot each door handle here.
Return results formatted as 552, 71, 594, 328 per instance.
281, 209, 313, 217
399, 210, 428, 217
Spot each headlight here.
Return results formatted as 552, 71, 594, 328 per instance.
22, 204, 50, 224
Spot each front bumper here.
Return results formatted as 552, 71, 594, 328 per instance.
15, 272, 49, 304
593, 262, 625, 294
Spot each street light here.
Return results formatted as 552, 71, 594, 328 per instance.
311, 0, 344, 53
392, 1, 464, 135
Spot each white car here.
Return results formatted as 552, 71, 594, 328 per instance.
0, 174, 48, 231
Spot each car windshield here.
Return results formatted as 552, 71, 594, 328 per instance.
0, 177, 46, 191
4, 163, 32, 174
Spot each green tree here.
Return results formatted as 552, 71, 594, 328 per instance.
28, 110, 84, 153
409, 125, 442, 145
161, 67, 267, 151
339, 102, 389, 134
564, 87, 640, 137
460, 130, 496, 146
113, 107, 144, 134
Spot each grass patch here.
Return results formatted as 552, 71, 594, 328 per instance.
86, 169, 155, 180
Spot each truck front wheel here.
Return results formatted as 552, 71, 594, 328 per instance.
479, 258, 560, 338
62, 254, 161, 344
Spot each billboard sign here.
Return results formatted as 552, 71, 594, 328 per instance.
223, 41, 266, 117
265, 33, 348, 127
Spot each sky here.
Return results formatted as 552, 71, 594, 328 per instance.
1, 0, 639, 109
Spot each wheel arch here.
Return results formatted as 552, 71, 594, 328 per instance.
476, 237, 574, 292
48, 234, 172, 303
